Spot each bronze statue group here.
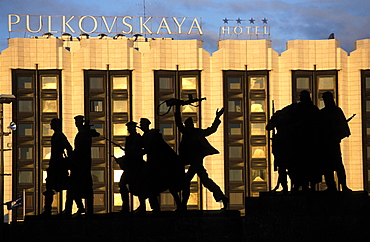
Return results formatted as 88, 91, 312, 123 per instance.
41, 101, 228, 217
267, 90, 352, 193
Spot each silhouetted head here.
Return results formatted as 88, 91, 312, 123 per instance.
139, 118, 151, 131
126, 121, 138, 134
74, 115, 85, 128
322, 91, 336, 107
299, 90, 312, 104
184, 117, 194, 128
50, 118, 62, 131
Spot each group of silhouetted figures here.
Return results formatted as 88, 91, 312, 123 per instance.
267, 91, 353, 193
41, 101, 228, 217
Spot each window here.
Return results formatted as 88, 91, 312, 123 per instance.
19, 171, 33, 184
160, 123, 173, 136
113, 100, 128, 113
91, 100, 103, 112
91, 146, 104, 159
42, 123, 53, 136
42, 100, 57, 113
160, 193, 174, 205
251, 147, 266, 158
229, 146, 242, 159
114, 193, 122, 206
43, 147, 51, 160
19, 147, 33, 160
181, 76, 197, 90
182, 105, 197, 113
114, 170, 123, 183
18, 76, 32, 89
252, 169, 266, 182
41, 76, 57, 89
113, 123, 127, 136
94, 193, 105, 206
18, 124, 33, 136
250, 100, 264, 112
229, 192, 244, 205
90, 77, 104, 89
228, 77, 241, 90
159, 77, 173, 89
318, 76, 334, 89
228, 100, 242, 112
229, 123, 242, 135
250, 76, 265, 89
18, 100, 33, 112
91, 170, 105, 183
296, 77, 310, 89
229, 170, 243, 182
114, 146, 125, 157
112, 76, 128, 90
92, 123, 104, 135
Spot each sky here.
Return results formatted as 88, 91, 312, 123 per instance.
1, 0, 370, 54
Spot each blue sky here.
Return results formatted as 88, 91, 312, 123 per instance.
1, 0, 370, 54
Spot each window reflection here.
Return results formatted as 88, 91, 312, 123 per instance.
112, 76, 128, 90
42, 123, 53, 136
181, 76, 197, 90
94, 193, 105, 206
159, 77, 173, 89
229, 146, 242, 159
252, 169, 266, 182
92, 124, 104, 135
229, 170, 243, 182
250, 100, 264, 112
91, 100, 103, 112
18, 76, 32, 89
318, 76, 334, 89
160, 193, 174, 205
91, 170, 105, 183
182, 105, 197, 113
41, 76, 57, 89
229, 123, 242, 135
18, 124, 33, 136
113, 100, 128, 113
251, 123, 265, 135
251, 147, 266, 158
296, 77, 310, 89
19, 171, 33, 184
228, 77, 241, 90
114, 123, 127, 136
160, 123, 173, 136
250, 76, 265, 89
19, 147, 33, 160
42, 100, 57, 113
114, 193, 122, 206
114, 170, 124, 183
43, 147, 51, 160
18, 100, 33, 112
228, 100, 241, 112
229, 192, 243, 205
91, 147, 103, 159
90, 77, 104, 89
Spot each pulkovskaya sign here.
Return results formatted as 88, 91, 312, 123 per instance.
8, 14, 203, 35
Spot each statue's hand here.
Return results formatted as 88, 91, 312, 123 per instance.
216, 107, 225, 118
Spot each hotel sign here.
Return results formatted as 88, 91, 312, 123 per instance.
8, 14, 203, 35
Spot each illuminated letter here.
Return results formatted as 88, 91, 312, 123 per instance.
8, 14, 20, 32
233, 26, 242, 34
47, 16, 57, 33
79, 15, 98, 33
157, 18, 171, 34
173, 17, 186, 34
62, 16, 75, 33
102, 16, 117, 33
26, 15, 42, 33
140, 17, 152, 34
122, 16, 133, 34
221, 26, 230, 34
188, 18, 203, 34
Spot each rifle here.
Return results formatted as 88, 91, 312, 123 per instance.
346, 114, 356, 122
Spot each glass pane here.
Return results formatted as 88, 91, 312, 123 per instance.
250, 76, 265, 89
251, 123, 265, 135
114, 123, 127, 136
18, 100, 33, 112
90, 77, 104, 89
41, 76, 57, 89
42, 123, 53, 136
19, 147, 33, 160
251, 146, 266, 158
19, 171, 33, 184
91, 170, 105, 183
228, 77, 241, 90
113, 100, 128, 113
43, 147, 51, 160
42, 100, 57, 113
230, 193, 243, 205
114, 170, 123, 183
229, 146, 242, 159
229, 123, 242, 135
18, 124, 33, 136
181, 76, 197, 90
114, 146, 125, 157
114, 193, 123, 206
229, 170, 243, 182
160, 123, 173, 136
366, 101, 370, 112
182, 105, 197, 113
112, 76, 128, 90
366, 77, 370, 89
318, 76, 334, 89
160, 193, 174, 205
252, 169, 266, 182
92, 124, 104, 135
18, 76, 32, 89
91, 100, 103, 112
296, 77, 310, 89
250, 100, 264, 112
91, 147, 101, 159
228, 100, 242, 112
159, 77, 173, 89
94, 193, 105, 206
188, 192, 198, 206
43, 170, 47, 183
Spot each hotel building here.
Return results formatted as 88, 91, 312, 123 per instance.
0, 33, 369, 220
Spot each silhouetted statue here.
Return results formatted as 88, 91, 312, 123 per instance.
41, 118, 72, 216
318, 91, 351, 192
174, 104, 228, 210
64, 115, 100, 217
139, 118, 183, 212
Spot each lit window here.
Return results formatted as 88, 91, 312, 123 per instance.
92, 123, 104, 135
228, 77, 241, 90
251, 147, 266, 158
42, 123, 53, 136
252, 170, 266, 182
250, 76, 265, 89
18, 100, 33, 112
182, 105, 197, 113
90, 77, 104, 89
228, 100, 241, 112
91, 147, 102, 159
251, 123, 265, 135
113, 100, 128, 113
229, 146, 242, 159
160, 123, 173, 135
19, 171, 33, 184
91, 170, 105, 183
43, 147, 51, 160
42, 100, 57, 113
229, 192, 243, 205
188, 193, 198, 206
114, 193, 122, 206
43, 170, 47, 183
181, 76, 197, 90
41, 76, 57, 89
19, 147, 33, 160
250, 100, 264, 112
91, 100, 103, 112
18, 76, 32, 89
114, 123, 127, 136
112, 76, 128, 90
160, 193, 174, 205
94, 193, 105, 206
114, 170, 123, 183
229, 170, 243, 182
159, 77, 173, 89
18, 124, 33, 136
296, 77, 310, 89
229, 123, 242, 135
114, 146, 125, 157
318, 76, 334, 89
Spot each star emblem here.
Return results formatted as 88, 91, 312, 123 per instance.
236, 18, 242, 24
223, 18, 229, 24
249, 18, 255, 24
262, 18, 268, 24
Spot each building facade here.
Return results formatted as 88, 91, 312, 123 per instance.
1, 34, 369, 220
